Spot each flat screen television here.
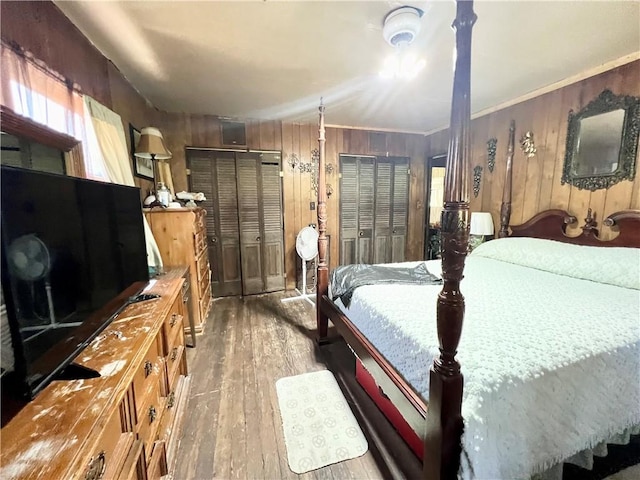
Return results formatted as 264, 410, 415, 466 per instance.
0, 166, 149, 399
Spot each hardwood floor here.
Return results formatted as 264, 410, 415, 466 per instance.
174, 292, 420, 480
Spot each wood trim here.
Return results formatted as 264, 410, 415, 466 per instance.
423, 51, 640, 137
1, 105, 79, 152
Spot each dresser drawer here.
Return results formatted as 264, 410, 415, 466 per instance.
116, 439, 144, 480
136, 385, 164, 454
146, 441, 167, 480
78, 409, 131, 480
163, 296, 184, 351
195, 209, 206, 233
199, 280, 211, 323
193, 230, 206, 257
196, 248, 209, 284
132, 338, 162, 421
166, 344, 184, 388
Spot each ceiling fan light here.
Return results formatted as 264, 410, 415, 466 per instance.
382, 6, 424, 47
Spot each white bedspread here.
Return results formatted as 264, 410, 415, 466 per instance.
336, 242, 640, 479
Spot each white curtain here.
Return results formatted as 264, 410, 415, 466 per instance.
0, 41, 84, 140
83, 96, 163, 267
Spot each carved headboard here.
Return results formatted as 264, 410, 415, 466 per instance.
509, 209, 640, 248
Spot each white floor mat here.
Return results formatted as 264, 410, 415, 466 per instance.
275, 370, 368, 474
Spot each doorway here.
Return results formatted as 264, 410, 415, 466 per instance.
424, 153, 447, 260
187, 149, 285, 296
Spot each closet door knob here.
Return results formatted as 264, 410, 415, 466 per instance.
358, 231, 364, 237
256, 236, 261, 241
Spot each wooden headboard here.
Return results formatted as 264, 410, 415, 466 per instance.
509, 208, 640, 248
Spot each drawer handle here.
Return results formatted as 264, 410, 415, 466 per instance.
148, 405, 157, 423
171, 347, 178, 362
167, 391, 176, 409
144, 360, 153, 377
84, 451, 106, 480
170, 313, 178, 327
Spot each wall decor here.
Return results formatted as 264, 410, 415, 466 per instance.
473, 165, 482, 198
487, 138, 497, 172
562, 89, 640, 191
310, 148, 335, 197
520, 131, 537, 158
287, 152, 299, 170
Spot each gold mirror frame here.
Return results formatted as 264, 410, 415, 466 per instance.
561, 89, 640, 191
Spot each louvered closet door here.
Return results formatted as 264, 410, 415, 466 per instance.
259, 153, 285, 293
236, 153, 285, 295
236, 154, 264, 295
188, 150, 242, 297
339, 155, 374, 265
390, 158, 409, 262
373, 159, 392, 263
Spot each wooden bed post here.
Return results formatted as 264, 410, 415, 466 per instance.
424, 1, 476, 479
499, 120, 516, 237
316, 99, 330, 342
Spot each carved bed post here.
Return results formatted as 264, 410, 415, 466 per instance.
316, 99, 329, 342
498, 120, 516, 237
424, 1, 476, 479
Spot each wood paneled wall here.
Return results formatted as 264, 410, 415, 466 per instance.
4, 2, 637, 291
161, 114, 427, 289
423, 60, 640, 240
0, 1, 159, 197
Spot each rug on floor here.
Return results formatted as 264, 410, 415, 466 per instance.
275, 369, 368, 474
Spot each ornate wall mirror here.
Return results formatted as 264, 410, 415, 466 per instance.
561, 89, 640, 191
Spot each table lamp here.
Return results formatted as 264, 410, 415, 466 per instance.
469, 212, 494, 250
134, 127, 172, 204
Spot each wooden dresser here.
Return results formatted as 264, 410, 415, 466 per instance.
145, 208, 212, 334
0, 269, 190, 480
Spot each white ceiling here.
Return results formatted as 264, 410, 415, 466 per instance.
55, 1, 640, 133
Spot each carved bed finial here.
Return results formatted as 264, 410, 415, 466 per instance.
581, 208, 598, 237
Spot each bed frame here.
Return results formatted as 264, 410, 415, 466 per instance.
314, 2, 640, 478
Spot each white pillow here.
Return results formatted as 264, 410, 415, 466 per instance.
471, 237, 640, 290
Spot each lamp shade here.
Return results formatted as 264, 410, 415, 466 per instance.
470, 212, 494, 236
134, 127, 171, 160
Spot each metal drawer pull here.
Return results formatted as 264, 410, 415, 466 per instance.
171, 347, 178, 361
170, 313, 178, 326
144, 360, 153, 377
148, 405, 157, 423
167, 391, 176, 409
84, 451, 106, 480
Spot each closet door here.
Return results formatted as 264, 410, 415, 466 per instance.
339, 155, 374, 264
373, 159, 392, 263
236, 154, 264, 295
259, 153, 285, 293
390, 158, 409, 262
236, 153, 285, 295
188, 150, 242, 297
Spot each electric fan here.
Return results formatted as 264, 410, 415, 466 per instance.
6, 234, 80, 340
282, 225, 319, 305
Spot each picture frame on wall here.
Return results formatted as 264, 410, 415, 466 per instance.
130, 124, 154, 181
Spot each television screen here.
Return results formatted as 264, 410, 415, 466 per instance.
0, 166, 149, 398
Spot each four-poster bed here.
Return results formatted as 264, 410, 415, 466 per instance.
314, 1, 640, 479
